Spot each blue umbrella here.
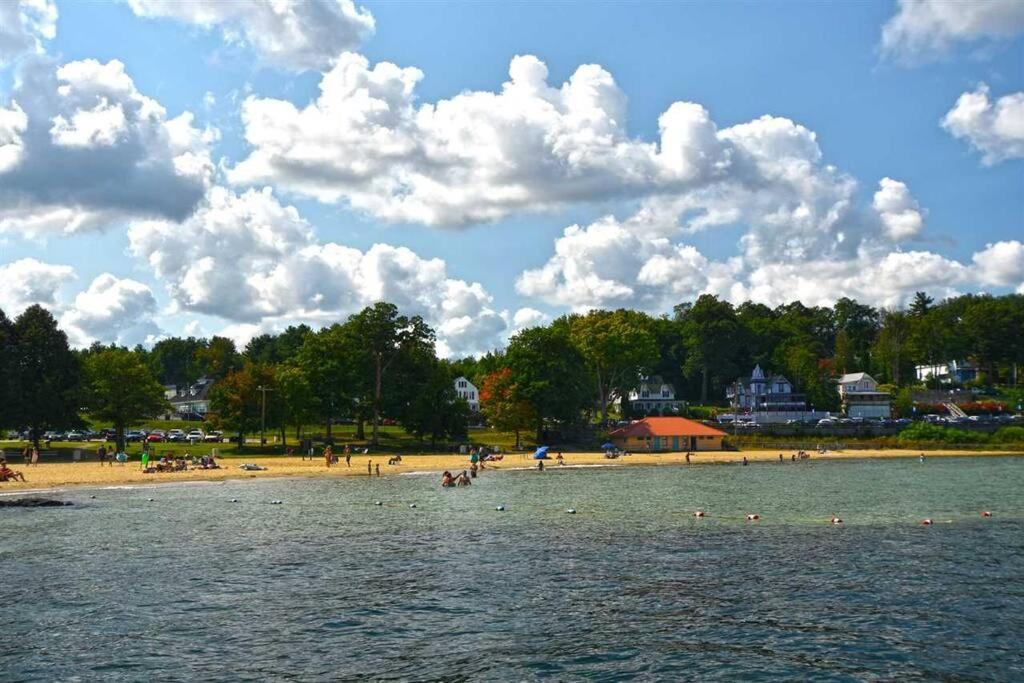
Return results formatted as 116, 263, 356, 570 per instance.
533, 446, 550, 459
601, 442, 616, 450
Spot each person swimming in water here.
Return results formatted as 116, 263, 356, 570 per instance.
441, 470, 453, 487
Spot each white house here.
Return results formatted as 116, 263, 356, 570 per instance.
915, 360, 978, 385
454, 376, 480, 412
837, 372, 891, 419
626, 376, 684, 415
163, 377, 215, 420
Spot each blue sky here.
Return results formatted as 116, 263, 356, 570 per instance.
0, 0, 1021, 355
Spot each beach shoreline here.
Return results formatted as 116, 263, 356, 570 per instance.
2, 448, 1022, 494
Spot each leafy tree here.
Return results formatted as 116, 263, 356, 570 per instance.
149, 336, 204, 385
398, 358, 469, 447
505, 326, 589, 442
679, 295, 742, 403
834, 329, 854, 375
569, 309, 658, 425
873, 310, 912, 385
833, 297, 879, 371
84, 348, 169, 451
0, 309, 14, 431
275, 364, 319, 441
195, 336, 242, 379
10, 305, 84, 446
208, 363, 279, 449
295, 325, 356, 440
344, 303, 435, 446
910, 291, 934, 316
479, 367, 536, 448
244, 325, 313, 365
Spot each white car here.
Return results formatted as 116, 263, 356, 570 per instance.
186, 430, 205, 442
203, 431, 223, 443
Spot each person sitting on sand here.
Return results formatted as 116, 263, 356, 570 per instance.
0, 461, 27, 482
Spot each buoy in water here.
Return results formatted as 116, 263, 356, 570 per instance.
922, 518, 933, 525
374, 500, 382, 506
496, 505, 505, 511
981, 511, 992, 517
566, 508, 577, 514
229, 498, 238, 503
89, 495, 96, 499
409, 503, 417, 509
746, 513, 760, 521
147, 498, 155, 502
693, 510, 705, 518
270, 500, 283, 505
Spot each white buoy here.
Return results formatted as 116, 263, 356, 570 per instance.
270, 500, 282, 505
981, 511, 992, 517
409, 503, 417, 509
746, 513, 759, 521
566, 508, 577, 514
496, 505, 505, 511
693, 510, 705, 518
147, 498, 155, 502
831, 516, 843, 525
229, 498, 239, 503
374, 500, 383, 506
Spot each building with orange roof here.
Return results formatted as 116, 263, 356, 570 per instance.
608, 417, 726, 452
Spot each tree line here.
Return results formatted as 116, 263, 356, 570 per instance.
1, 292, 1021, 451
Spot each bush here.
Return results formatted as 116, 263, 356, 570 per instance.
897, 422, 987, 444
993, 426, 1024, 443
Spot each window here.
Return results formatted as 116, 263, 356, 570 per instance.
641, 390, 649, 398
662, 389, 670, 397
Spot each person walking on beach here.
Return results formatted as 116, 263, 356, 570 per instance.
324, 445, 333, 468
31, 447, 39, 465
685, 452, 691, 464
375, 463, 380, 477
97, 445, 108, 467
368, 460, 372, 476
344, 444, 351, 467
22, 445, 31, 465
140, 450, 150, 470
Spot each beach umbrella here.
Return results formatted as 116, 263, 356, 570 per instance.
533, 446, 550, 459
601, 442, 616, 450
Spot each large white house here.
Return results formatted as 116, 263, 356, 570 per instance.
162, 377, 215, 420
454, 376, 480, 412
625, 376, 684, 415
837, 372, 891, 419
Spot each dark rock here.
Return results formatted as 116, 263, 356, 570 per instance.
0, 498, 74, 508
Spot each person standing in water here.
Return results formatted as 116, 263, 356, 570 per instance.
344, 444, 351, 467
537, 459, 544, 471
375, 463, 380, 477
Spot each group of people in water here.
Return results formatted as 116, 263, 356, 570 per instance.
441, 470, 473, 487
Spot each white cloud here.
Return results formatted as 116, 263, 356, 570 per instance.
127, 187, 513, 356
942, 84, 1024, 164
881, 0, 1024, 63
127, 0, 375, 71
0, 257, 74, 315
972, 240, 1024, 288
59, 274, 161, 347
228, 53, 739, 226
0, 58, 214, 237
0, 0, 57, 65
873, 177, 924, 241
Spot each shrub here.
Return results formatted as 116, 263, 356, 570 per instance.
897, 422, 987, 444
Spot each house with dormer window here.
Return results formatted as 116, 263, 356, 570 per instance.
625, 375, 684, 415
454, 376, 480, 412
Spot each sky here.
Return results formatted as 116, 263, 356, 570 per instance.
0, 0, 1022, 356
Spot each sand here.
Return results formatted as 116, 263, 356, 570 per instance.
1, 447, 1021, 494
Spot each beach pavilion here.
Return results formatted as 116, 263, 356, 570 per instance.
609, 417, 726, 452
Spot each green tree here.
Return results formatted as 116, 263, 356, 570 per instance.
909, 291, 934, 316
195, 336, 242, 379
569, 309, 658, 425
244, 325, 313, 365
344, 303, 435, 446
398, 358, 469, 448
679, 295, 742, 403
833, 297, 879, 371
873, 310, 912, 385
0, 309, 14, 431
208, 363, 278, 450
275, 364, 319, 442
10, 305, 84, 446
84, 348, 169, 451
295, 324, 357, 441
149, 336, 204, 385
505, 325, 589, 442
834, 329, 854, 375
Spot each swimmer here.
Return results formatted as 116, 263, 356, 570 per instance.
922, 518, 933, 525
742, 456, 749, 466
693, 510, 705, 518
981, 511, 992, 517
746, 513, 759, 521
830, 515, 843, 525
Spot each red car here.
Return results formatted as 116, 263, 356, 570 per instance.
146, 432, 165, 443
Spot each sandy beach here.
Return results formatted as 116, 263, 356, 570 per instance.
2, 448, 1021, 493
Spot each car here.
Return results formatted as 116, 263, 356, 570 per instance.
186, 430, 205, 442
166, 429, 187, 442
817, 418, 839, 426
146, 430, 165, 443
204, 430, 224, 443
126, 430, 146, 442
66, 431, 87, 441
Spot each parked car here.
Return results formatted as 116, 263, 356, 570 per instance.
166, 429, 186, 442
817, 418, 839, 426
126, 430, 146, 442
65, 431, 87, 441
146, 430, 165, 443
186, 430, 205, 442
203, 430, 224, 443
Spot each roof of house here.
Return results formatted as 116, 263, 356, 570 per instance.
839, 372, 873, 383
610, 417, 726, 439
168, 378, 214, 404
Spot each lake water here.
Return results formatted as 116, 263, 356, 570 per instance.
2, 457, 1023, 680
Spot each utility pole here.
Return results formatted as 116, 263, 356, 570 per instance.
257, 385, 274, 447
